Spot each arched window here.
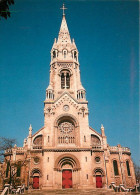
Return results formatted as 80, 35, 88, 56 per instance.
84, 136, 86, 142
33, 135, 43, 149
66, 73, 70, 89
74, 51, 77, 60
61, 70, 70, 89
61, 73, 65, 89
91, 134, 101, 146
33, 135, 42, 145
16, 161, 21, 177
113, 160, 119, 176
64, 51, 66, 58
53, 50, 56, 58
126, 161, 131, 176
57, 118, 75, 145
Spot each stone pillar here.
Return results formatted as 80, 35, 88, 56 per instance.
28, 124, 32, 149
101, 124, 107, 149
13, 144, 17, 161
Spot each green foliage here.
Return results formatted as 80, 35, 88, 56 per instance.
0, 0, 14, 19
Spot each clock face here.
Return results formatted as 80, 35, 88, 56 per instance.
63, 105, 69, 112
58, 122, 74, 134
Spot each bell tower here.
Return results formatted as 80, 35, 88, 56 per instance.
44, 4, 90, 148
46, 4, 86, 102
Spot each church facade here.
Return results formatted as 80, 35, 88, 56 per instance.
3, 8, 136, 190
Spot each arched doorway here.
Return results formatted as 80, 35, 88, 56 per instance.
93, 168, 104, 188
62, 167, 72, 188
31, 169, 42, 189
54, 154, 80, 189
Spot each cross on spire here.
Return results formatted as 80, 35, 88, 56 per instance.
60, 3, 67, 16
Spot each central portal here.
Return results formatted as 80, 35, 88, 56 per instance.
62, 169, 72, 188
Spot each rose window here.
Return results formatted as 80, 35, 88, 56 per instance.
58, 121, 75, 144
59, 122, 74, 134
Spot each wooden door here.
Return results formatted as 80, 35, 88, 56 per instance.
96, 175, 102, 188
33, 176, 39, 189
62, 170, 72, 188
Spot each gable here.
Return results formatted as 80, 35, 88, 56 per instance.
52, 92, 79, 111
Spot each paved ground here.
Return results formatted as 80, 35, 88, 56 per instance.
24, 189, 140, 195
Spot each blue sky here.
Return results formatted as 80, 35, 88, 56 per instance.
0, 0, 139, 164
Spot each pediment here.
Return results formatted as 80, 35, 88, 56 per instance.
32, 126, 45, 138
52, 92, 79, 111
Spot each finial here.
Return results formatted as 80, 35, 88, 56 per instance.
14, 144, 17, 148
29, 124, 32, 137
60, 3, 67, 16
29, 124, 32, 131
101, 124, 105, 136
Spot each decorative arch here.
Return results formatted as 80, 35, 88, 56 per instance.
58, 68, 73, 89
31, 168, 42, 177
112, 159, 119, 176
58, 68, 73, 77
91, 134, 101, 146
33, 135, 43, 145
54, 153, 80, 171
125, 160, 131, 176
93, 167, 105, 176
54, 114, 79, 127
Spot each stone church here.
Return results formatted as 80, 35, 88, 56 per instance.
3, 5, 136, 190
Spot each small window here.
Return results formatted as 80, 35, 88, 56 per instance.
84, 136, 86, 142
16, 161, 21, 177
74, 51, 77, 60
85, 157, 87, 162
86, 174, 88, 179
64, 51, 66, 58
53, 51, 56, 58
113, 160, 119, 176
34, 157, 40, 164
48, 157, 49, 162
48, 136, 50, 143
95, 156, 100, 163
126, 161, 131, 176
47, 175, 49, 180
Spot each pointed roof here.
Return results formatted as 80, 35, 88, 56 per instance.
57, 15, 71, 44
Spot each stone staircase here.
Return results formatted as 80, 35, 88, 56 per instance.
24, 188, 133, 195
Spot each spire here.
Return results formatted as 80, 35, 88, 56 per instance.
57, 4, 71, 44
29, 124, 32, 137
101, 124, 105, 137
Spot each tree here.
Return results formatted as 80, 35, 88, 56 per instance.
0, 0, 14, 20
0, 137, 16, 188
0, 137, 16, 162
134, 162, 140, 183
